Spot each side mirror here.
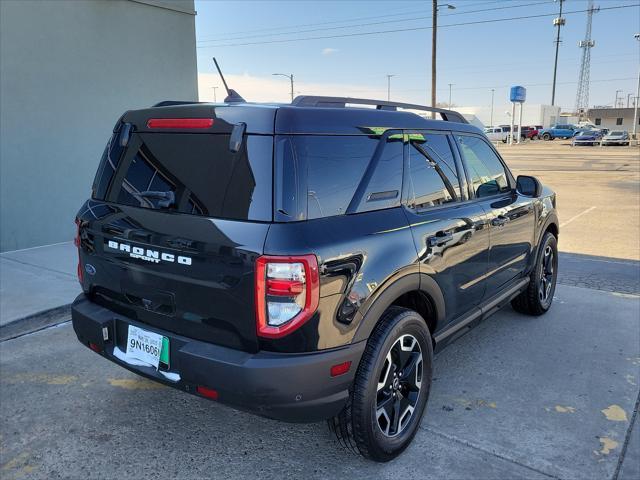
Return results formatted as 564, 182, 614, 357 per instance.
516, 175, 542, 197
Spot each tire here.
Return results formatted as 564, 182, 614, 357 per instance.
502, 137, 507, 143
542, 133, 551, 141
329, 306, 433, 462
511, 232, 558, 316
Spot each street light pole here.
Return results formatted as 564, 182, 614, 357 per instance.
448, 83, 453, 107
386, 74, 395, 101
490, 88, 495, 127
272, 73, 294, 102
212, 86, 218, 103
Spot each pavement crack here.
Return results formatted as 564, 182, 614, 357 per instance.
612, 389, 640, 480
419, 425, 562, 480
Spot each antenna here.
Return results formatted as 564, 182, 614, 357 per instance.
212, 57, 245, 103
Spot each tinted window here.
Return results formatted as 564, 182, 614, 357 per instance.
406, 134, 459, 210
93, 133, 273, 221
456, 135, 510, 198
292, 136, 378, 219
356, 138, 403, 213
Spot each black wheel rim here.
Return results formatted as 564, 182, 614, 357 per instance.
538, 245, 555, 304
375, 334, 423, 437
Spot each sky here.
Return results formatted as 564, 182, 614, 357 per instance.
193, 0, 640, 112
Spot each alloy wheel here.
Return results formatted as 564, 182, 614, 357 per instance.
539, 245, 555, 303
375, 334, 423, 437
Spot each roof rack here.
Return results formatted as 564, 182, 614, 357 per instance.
152, 101, 206, 108
291, 96, 468, 124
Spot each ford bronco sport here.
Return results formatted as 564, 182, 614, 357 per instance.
72, 96, 559, 462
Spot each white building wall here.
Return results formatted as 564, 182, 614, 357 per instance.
0, 0, 198, 251
456, 104, 561, 129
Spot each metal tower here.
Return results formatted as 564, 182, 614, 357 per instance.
574, 0, 599, 117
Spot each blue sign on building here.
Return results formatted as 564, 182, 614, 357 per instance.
510, 86, 526, 103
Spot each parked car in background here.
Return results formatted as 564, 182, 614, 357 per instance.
601, 130, 630, 146
539, 124, 577, 140
520, 126, 539, 140
484, 126, 510, 143
571, 130, 602, 146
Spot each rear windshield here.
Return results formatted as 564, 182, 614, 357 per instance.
92, 132, 273, 221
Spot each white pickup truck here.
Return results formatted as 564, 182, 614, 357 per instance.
483, 126, 510, 143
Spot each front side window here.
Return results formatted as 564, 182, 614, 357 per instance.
456, 135, 511, 198
405, 133, 460, 210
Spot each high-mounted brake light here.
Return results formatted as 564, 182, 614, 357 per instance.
255, 255, 319, 339
146, 118, 214, 129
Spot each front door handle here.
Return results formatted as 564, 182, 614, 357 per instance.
427, 232, 453, 248
491, 215, 509, 227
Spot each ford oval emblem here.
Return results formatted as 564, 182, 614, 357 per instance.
85, 264, 96, 276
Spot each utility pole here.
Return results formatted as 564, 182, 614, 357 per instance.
551, 0, 565, 106
386, 74, 395, 101
490, 88, 495, 127
628, 93, 633, 108
272, 73, 294, 102
633, 33, 639, 140
431, 0, 437, 117
614, 89, 622, 108
212, 86, 218, 103
448, 83, 453, 107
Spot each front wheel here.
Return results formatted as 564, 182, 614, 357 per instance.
542, 133, 551, 141
512, 232, 558, 315
329, 307, 433, 462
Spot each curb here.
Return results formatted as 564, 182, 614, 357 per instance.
0, 304, 72, 342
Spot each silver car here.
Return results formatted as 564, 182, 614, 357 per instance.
601, 130, 630, 146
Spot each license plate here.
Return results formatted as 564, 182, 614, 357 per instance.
126, 325, 169, 369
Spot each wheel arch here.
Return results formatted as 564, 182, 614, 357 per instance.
352, 273, 445, 345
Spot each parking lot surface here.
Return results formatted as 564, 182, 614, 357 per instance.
1, 143, 639, 479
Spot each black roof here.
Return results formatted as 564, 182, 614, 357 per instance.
121, 96, 481, 136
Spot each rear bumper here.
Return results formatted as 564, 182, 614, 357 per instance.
71, 294, 365, 422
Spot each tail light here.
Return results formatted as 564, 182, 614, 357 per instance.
255, 255, 319, 339
74, 219, 83, 284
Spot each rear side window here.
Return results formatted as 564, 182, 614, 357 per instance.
405, 133, 460, 210
93, 133, 273, 221
456, 135, 510, 198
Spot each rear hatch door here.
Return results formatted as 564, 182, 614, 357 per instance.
78, 110, 273, 352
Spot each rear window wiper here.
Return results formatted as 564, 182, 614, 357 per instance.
138, 190, 175, 208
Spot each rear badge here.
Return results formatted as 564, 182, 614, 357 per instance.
105, 240, 192, 266
85, 264, 96, 275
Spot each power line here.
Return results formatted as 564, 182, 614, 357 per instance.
196, 4, 638, 49
196, 0, 516, 42
197, 1, 544, 45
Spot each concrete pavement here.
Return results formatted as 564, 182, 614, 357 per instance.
1, 284, 638, 479
0, 242, 79, 327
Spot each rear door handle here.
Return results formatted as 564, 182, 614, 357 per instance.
491, 215, 509, 227
427, 232, 453, 248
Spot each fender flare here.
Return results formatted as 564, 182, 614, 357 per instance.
352, 273, 446, 344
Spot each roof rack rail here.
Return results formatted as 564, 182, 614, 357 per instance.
291, 96, 468, 124
152, 101, 206, 108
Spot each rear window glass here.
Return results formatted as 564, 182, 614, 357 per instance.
92, 133, 272, 221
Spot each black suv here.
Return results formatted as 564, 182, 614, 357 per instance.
72, 96, 559, 461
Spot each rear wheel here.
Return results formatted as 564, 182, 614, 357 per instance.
542, 133, 551, 141
512, 232, 558, 315
329, 307, 433, 462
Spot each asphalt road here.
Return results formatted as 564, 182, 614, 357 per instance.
1, 142, 639, 479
